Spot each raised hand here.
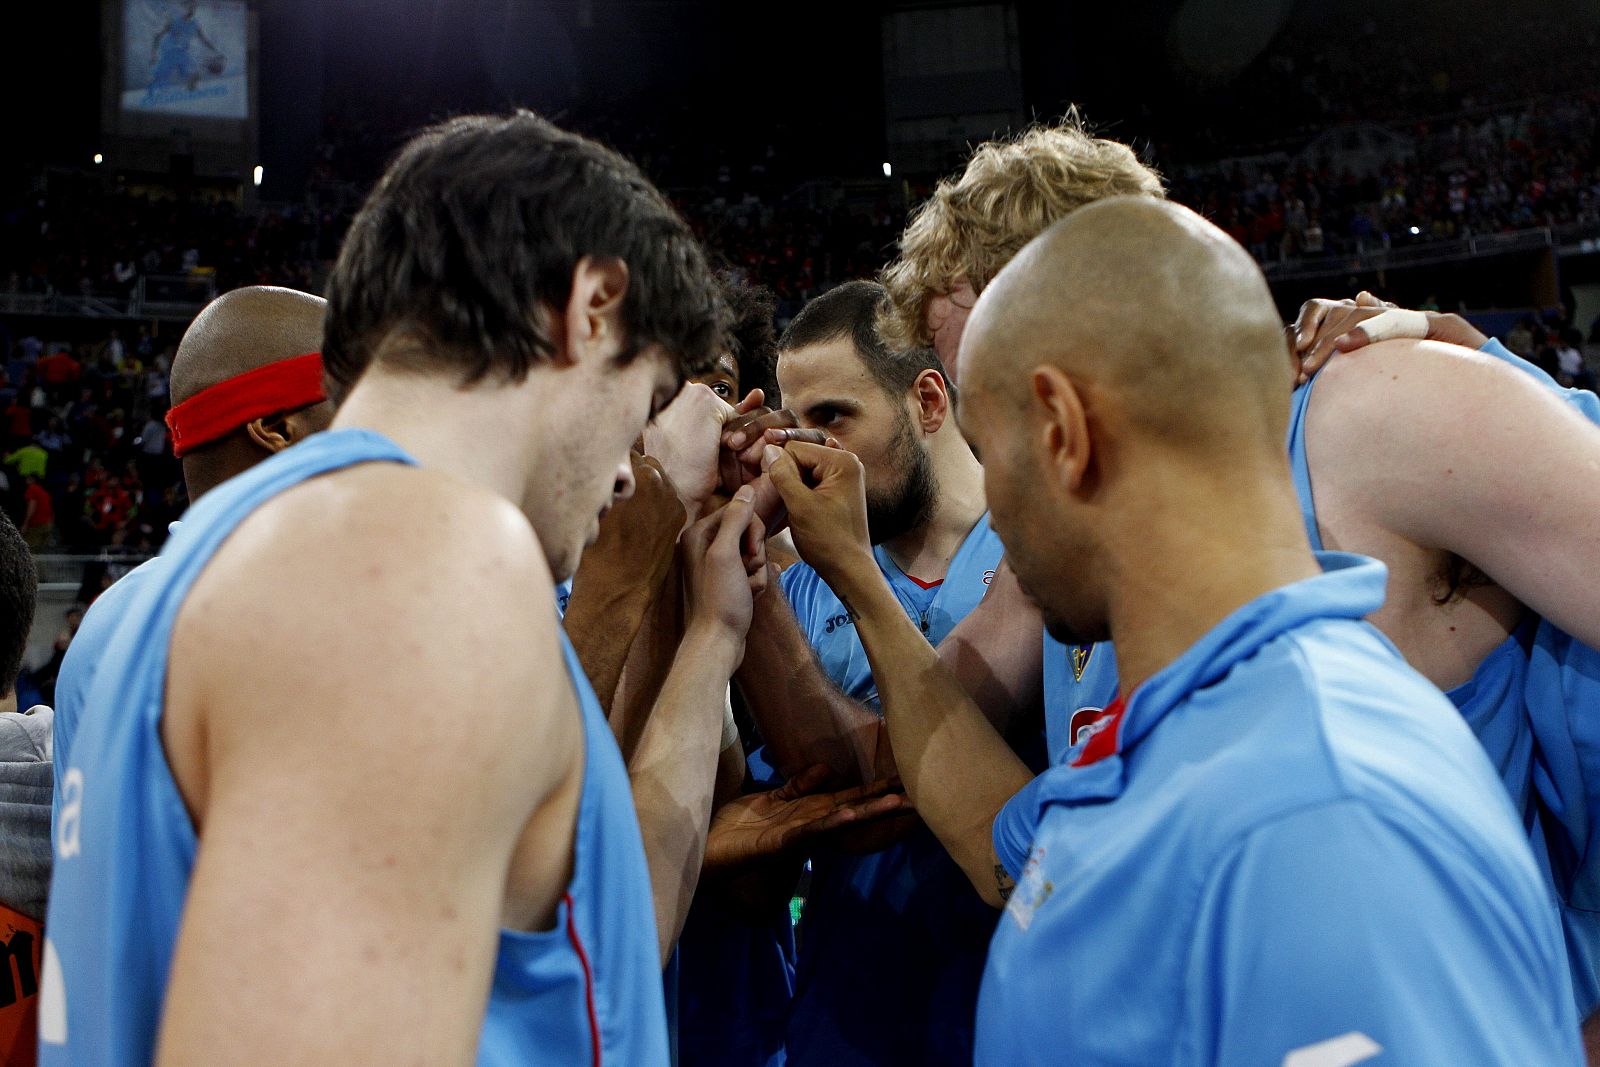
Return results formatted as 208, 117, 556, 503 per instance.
643, 383, 739, 519
720, 391, 829, 496
679, 487, 769, 651
1292, 292, 1487, 383
760, 440, 871, 583
704, 765, 910, 874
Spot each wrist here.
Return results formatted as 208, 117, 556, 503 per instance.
683, 618, 744, 671
813, 546, 879, 600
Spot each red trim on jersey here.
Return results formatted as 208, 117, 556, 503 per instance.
563, 892, 603, 1067
164, 351, 326, 457
902, 573, 945, 590
1069, 693, 1128, 767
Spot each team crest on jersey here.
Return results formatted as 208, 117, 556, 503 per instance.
1070, 644, 1092, 683
1068, 705, 1110, 747
1006, 847, 1054, 931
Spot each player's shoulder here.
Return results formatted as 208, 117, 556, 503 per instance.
254, 461, 549, 594
1311, 338, 1549, 436
175, 464, 576, 765
1252, 614, 1501, 825
187, 462, 561, 681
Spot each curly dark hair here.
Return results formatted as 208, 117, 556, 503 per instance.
324, 110, 727, 391
720, 274, 779, 403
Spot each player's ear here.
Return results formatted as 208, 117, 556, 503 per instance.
245, 415, 292, 454
909, 369, 951, 434
1030, 366, 1092, 496
564, 256, 631, 366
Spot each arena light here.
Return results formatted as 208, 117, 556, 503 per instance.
882, 162, 893, 177
1409, 226, 1421, 235
253, 165, 264, 187
93, 153, 103, 165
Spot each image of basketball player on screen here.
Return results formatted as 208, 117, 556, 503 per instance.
145, 1, 223, 99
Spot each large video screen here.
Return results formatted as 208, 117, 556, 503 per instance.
121, 0, 249, 119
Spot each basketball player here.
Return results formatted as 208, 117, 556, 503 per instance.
734, 120, 1163, 791
146, 1, 221, 96
42, 111, 762, 1066
52, 285, 333, 794
1278, 295, 1600, 1022
764, 197, 1583, 1065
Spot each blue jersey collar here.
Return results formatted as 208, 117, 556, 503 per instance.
1047, 551, 1386, 804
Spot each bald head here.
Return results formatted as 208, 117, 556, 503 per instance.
171, 286, 327, 405
170, 286, 334, 502
964, 197, 1291, 450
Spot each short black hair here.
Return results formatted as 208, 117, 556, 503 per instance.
324, 110, 726, 391
720, 274, 779, 403
0, 512, 36, 698
778, 281, 948, 402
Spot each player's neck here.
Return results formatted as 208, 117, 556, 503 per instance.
881, 436, 987, 581
333, 369, 544, 507
1103, 457, 1321, 694
0, 692, 15, 715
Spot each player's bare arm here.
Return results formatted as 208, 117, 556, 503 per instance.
1308, 339, 1600, 677
628, 490, 769, 964
565, 452, 685, 717
737, 493, 1044, 788
764, 440, 1033, 908
156, 466, 579, 1066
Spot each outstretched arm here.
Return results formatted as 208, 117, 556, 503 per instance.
764, 442, 1034, 906
735, 584, 883, 783
627, 492, 768, 964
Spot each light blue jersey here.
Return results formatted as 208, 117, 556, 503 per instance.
1290, 337, 1600, 1013
1041, 636, 1118, 766
779, 516, 1006, 1067
983, 555, 1581, 1066
41, 428, 669, 1066
51, 555, 164, 825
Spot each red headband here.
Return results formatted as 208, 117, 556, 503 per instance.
166, 352, 327, 458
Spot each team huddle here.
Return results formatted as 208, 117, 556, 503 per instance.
32, 111, 1600, 1065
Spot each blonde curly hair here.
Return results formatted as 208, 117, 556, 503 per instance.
878, 114, 1165, 351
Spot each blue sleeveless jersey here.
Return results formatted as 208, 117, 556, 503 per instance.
778, 516, 1006, 1067
51, 555, 164, 826
41, 428, 669, 1065
1289, 339, 1600, 1014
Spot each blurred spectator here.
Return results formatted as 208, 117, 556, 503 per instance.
4, 441, 46, 481
20, 476, 53, 551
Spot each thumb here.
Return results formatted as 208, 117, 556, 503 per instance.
762, 443, 805, 501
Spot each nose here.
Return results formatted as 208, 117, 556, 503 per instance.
613, 459, 636, 504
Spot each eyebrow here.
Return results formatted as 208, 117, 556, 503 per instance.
802, 397, 861, 419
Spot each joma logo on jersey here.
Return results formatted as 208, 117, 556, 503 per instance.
823, 613, 854, 635
982, 569, 995, 586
